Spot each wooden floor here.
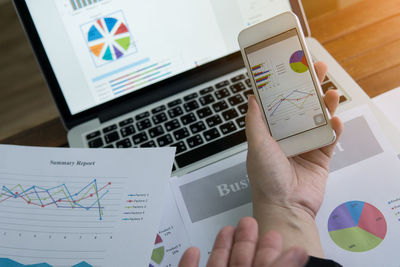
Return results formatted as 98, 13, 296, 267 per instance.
1, 0, 400, 146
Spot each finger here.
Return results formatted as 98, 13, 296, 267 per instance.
206, 226, 235, 267
320, 116, 344, 157
314, 61, 328, 84
229, 217, 259, 267
245, 95, 273, 149
179, 247, 200, 267
270, 248, 309, 267
253, 231, 283, 267
324, 90, 339, 116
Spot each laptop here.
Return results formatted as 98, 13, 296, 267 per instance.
14, 0, 369, 176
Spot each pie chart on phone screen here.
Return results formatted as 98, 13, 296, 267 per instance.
328, 201, 387, 252
289, 50, 309, 73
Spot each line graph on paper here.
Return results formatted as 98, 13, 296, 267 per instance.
263, 84, 321, 123
0, 179, 111, 220
0, 172, 128, 239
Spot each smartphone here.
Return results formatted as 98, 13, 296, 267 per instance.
238, 11, 335, 157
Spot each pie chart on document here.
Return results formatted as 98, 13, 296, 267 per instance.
328, 201, 387, 252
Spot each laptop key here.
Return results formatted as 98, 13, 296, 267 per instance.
135, 111, 150, 121
238, 103, 248, 115
157, 134, 173, 146
168, 106, 184, 118
173, 128, 190, 140
196, 107, 212, 118
176, 130, 246, 168
168, 99, 183, 108
212, 100, 228, 112
103, 124, 117, 134
199, 94, 215, 106
120, 125, 136, 137
200, 86, 214, 95
181, 113, 196, 125
215, 88, 230, 100
203, 128, 221, 142
220, 121, 237, 135
230, 82, 246, 94
141, 140, 156, 147
132, 132, 148, 145
228, 95, 244, 106
321, 82, 337, 94
187, 135, 204, 148
183, 100, 199, 112
152, 105, 166, 114
116, 138, 132, 148
105, 131, 119, 144
119, 118, 133, 127
183, 92, 198, 101
172, 141, 187, 154
165, 119, 181, 131
88, 137, 103, 148
136, 119, 152, 131
231, 74, 245, 83
104, 144, 114, 148
189, 121, 206, 134
236, 116, 246, 128
339, 95, 348, 103
215, 80, 229, 89
222, 109, 239, 121
152, 112, 168, 125
149, 125, 165, 138
86, 131, 100, 140
206, 114, 222, 127
243, 89, 253, 99
245, 79, 252, 88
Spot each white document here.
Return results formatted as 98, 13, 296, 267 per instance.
372, 87, 400, 131
171, 105, 399, 266
149, 183, 190, 267
0, 145, 175, 267
316, 106, 400, 267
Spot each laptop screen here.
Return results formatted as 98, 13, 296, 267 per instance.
26, 0, 291, 115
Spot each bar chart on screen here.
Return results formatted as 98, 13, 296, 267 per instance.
69, 0, 102, 11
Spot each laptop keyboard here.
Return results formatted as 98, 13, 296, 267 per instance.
86, 72, 251, 171
85, 70, 348, 172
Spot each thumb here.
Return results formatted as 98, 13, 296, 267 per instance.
178, 247, 200, 267
245, 95, 273, 149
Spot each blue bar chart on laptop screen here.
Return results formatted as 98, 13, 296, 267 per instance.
70, 0, 102, 11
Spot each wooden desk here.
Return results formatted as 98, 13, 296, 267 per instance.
1, 0, 400, 147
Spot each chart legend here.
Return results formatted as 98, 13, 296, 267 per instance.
289, 50, 309, 73
328, 201, 387, 252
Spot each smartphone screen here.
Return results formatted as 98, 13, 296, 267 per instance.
245, 28, 327, 141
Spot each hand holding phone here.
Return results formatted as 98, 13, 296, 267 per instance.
238, 12, 335, 156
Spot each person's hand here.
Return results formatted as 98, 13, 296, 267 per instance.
246, 62, 343, 256
179, 217, 309, 267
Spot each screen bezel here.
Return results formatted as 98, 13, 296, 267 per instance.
13, 0, 309, 130
245, 28, 327, 141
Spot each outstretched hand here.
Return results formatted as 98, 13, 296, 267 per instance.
179, 217, 309, 267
